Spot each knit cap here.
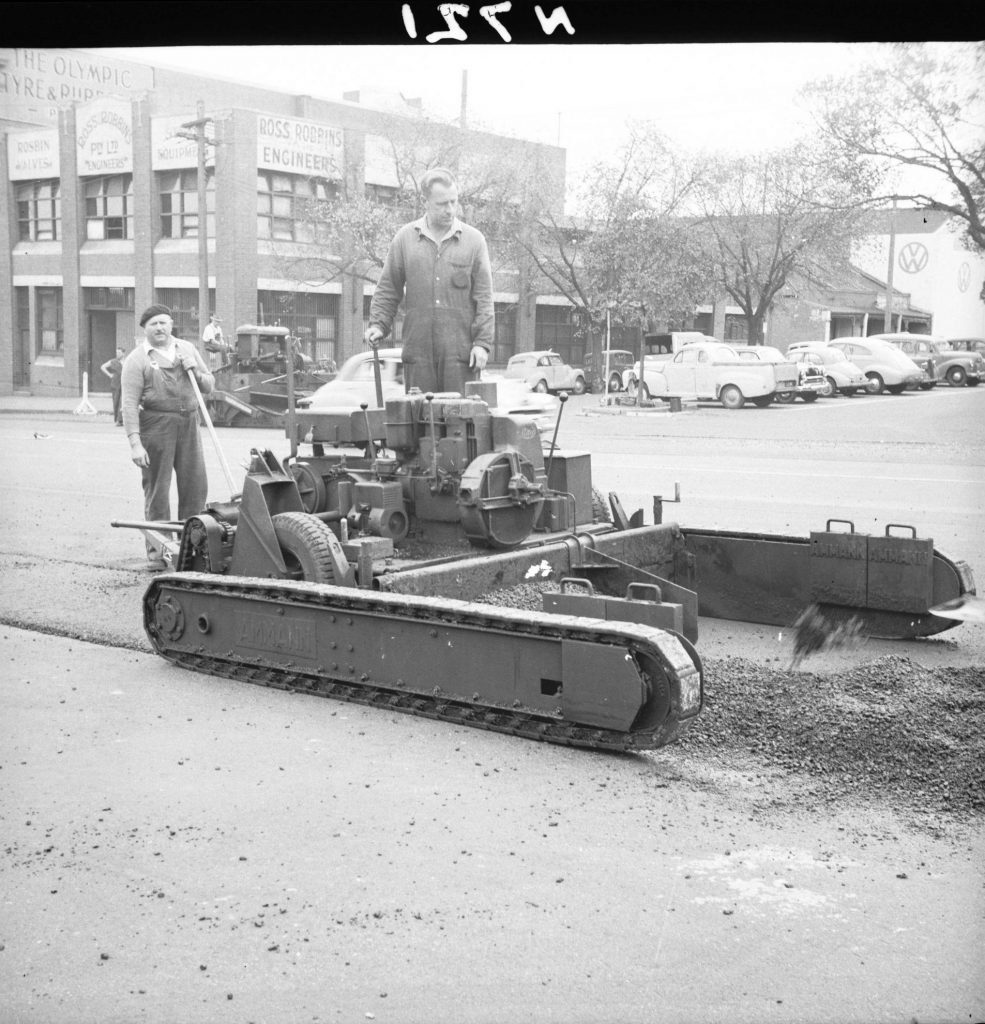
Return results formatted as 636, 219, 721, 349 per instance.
139, 304, 172, 327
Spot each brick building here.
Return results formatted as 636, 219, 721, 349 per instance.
0, 47, 568, 397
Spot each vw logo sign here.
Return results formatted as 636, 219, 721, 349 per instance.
898, 242, 929, 274
958, 262, 971, 292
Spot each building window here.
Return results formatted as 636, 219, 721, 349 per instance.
155, 287, 214, 343
15, 287, 31, 387
85, 174, 134, 240
259, 291, 339, 364
37, 287, 64, 353
257, 173, 338, 243
17, 179, 61, 241
85, 286, 135, 311
159, 169, 215, 239
723, 314, 749, 343
492, 302, 517, 365
535, 304, 583, 366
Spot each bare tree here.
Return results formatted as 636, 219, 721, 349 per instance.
691, 141, 877, 344
515, 124, 705, 341
802, 42, 985, 251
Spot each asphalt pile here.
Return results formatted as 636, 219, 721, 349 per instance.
480, 582, 984, 823
683, 654, 985, 821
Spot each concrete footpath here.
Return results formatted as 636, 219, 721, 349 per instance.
2, 625, 983, 1024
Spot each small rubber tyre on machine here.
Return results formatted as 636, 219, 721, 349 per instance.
272, 512, 346, 584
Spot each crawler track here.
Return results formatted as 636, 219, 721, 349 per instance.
144, 573, 703, 752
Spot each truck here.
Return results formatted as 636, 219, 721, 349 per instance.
626, 340, 787, 409
621, 332, 716, 391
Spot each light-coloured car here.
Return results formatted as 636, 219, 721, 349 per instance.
827, 338, 929, 394
868, 333, 984, 388
786, 343, 868, 397
504, 350, 587, 394
298, 348, 561, 433
730, 344, 825, 402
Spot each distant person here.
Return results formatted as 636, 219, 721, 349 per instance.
202, 313, 231, 371
365, 167, 493, 395
100, 346, 126, 425
121, 304, 215, 570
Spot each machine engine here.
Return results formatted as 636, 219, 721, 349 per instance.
288, 388, 588, 550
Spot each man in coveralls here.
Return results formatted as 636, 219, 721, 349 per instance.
365, 167, 494, 393
121, 304, 215, 569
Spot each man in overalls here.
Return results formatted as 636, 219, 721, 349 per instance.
121, 304, 215, 569
365, 167, 493, 394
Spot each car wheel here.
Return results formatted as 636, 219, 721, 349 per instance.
775, 391, 794, 404
840, 387, 859, 397
751, 394, 774, 407
571, 376, 587, 395
946, 366, 967, 387
918, 382, 936, 390
607, 373, 622, 393
865, 372, 885, 394
821, 376, 836, 398
967, 378, 980, 387
720, 384, 745, 410
626, 377, 639, 398
533, 379, 549, 394
801, 392, 819, 403
886, 384, 906, 394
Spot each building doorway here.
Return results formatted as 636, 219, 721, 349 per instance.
88, 312, 117, 391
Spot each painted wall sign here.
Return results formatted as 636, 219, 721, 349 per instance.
898, 241, 929, 274
6, 126, 60, 180
151, 115, 215, 171
0, 47, 152, 124
76, 96, 133, 175
257, 114, 343, 178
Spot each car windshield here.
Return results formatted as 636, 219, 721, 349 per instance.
340, 358, 401, 383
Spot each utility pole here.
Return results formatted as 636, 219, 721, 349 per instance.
884, 196, 898, 334
460, 70, 468, 129
175, 102, 214, 353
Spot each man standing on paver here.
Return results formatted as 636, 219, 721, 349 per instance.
364, 167, 494, 394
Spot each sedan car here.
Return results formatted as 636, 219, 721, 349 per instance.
583, 349, 635, 393
827, 338, 929, 394
785, 343, 868, 397
298, 348, 561, 433
868, 333, 984, 388
730, 344, 825, 402
504, 350, 587, 394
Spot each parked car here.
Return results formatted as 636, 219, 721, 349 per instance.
298, 348, 560, 433
504, 350, 587, 394
945, 338, 985, 357
868, 333, 984, 388
826, 338, 929, 394
786, 343, 868, 397
730, 345, 825, 402
628, 340, 783, 409
583, 349, 635, 393
623, 333, 720, 391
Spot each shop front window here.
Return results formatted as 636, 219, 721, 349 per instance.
85, 174, 134, 240
535, 304, 583, 366
258, 291, 339, 364
492, 302, 517, 365
159, 169, 215, 239
17, 179, 61, 241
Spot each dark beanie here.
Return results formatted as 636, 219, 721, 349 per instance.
139, 304, 172, 327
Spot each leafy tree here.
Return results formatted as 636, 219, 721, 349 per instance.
690, 141, 877, 344
802, 42, 985, 251
276, 111, 564, 291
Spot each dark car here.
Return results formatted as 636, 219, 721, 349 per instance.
584, 349, 635, 393
866, 332, 985, 388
